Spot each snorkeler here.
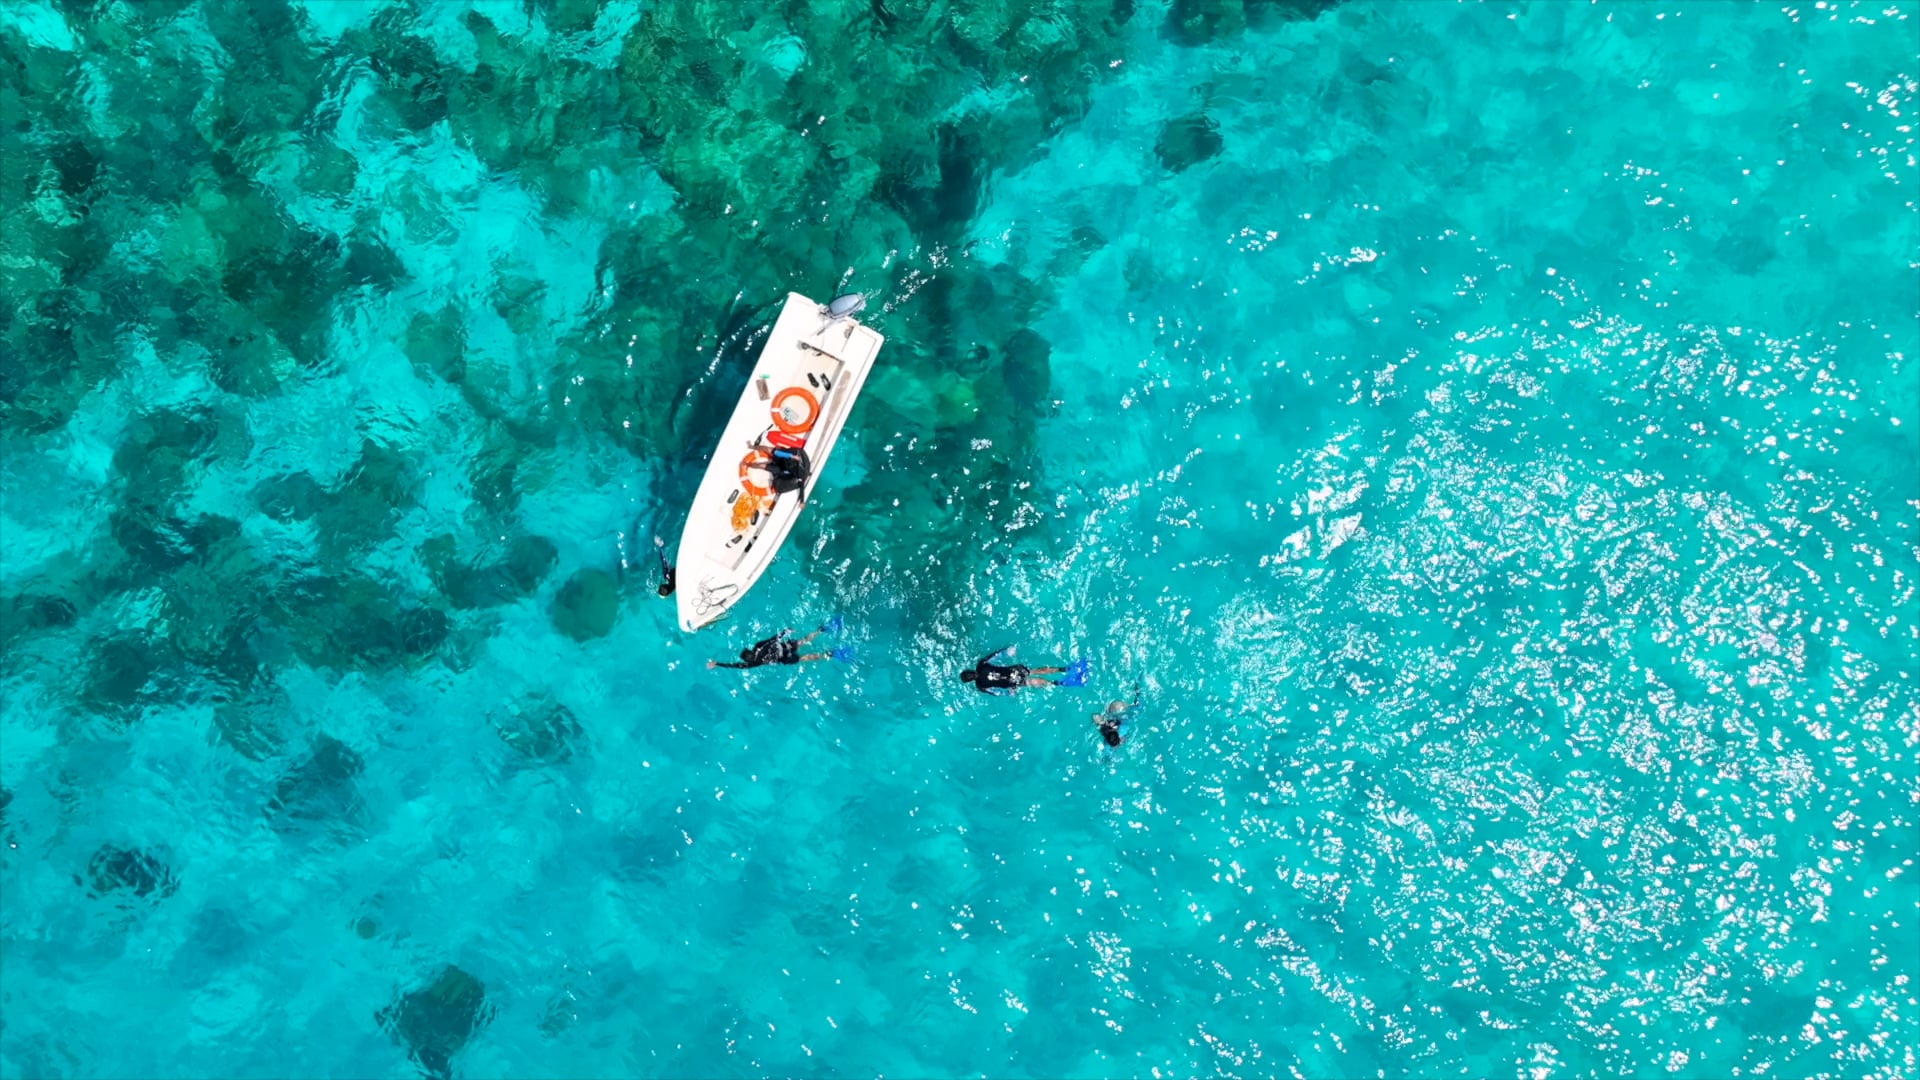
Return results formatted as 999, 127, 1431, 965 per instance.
708, 617, 850, 670
960, 646, 1089, 695
653, 536, 676, 598
1094, 685, 1143, 747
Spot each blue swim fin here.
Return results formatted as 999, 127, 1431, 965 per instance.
820, 614, 844, 635
1060, 658, 1091, 687
832, 644, 856, 663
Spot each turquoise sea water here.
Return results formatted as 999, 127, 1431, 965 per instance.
3, 0, 1918, 1076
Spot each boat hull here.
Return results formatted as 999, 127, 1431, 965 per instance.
673, 293, 884, 632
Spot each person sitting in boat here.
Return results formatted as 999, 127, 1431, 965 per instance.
959, 646, 1082, 694
708, 617, 848, 670
761, 442, 812, 503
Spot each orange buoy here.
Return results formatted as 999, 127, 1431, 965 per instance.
771, 387, 821, 435
738, 448, 773, 498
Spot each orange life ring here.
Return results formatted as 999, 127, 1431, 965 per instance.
771, 387, 820, 435
738, 448, 772, 497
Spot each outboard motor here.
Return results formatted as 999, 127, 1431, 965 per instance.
824, 293, 866, 320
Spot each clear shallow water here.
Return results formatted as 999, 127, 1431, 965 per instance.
2, 0, 1917, 1077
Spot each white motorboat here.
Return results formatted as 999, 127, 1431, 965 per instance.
673, 292, 884, 632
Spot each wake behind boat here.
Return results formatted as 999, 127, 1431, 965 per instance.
674, 293, 884, 632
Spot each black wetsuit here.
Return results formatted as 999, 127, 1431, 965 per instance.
969, 647, 1029, 694
765, 446, 811, 502
714, 631, 800, 669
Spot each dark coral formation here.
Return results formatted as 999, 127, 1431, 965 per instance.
377, 965, 493, 1079
1165, 0, 1340, 44
425, 533, 559, 611
81, 633, 171, 724
492, 695, 587, 764
1156, 113, 1225, 173
267, 734, 366, 828
80, 844, 178, 900
0, 0, 1329, 719
550, 568, 620, 642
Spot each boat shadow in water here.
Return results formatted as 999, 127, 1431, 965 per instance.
660, 298, 781, 519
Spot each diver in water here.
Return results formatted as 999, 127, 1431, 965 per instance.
959, 646, 1086, 695
653, 536, 676, 598
708, 617, 850, 669
1094, 685, 1143, 747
